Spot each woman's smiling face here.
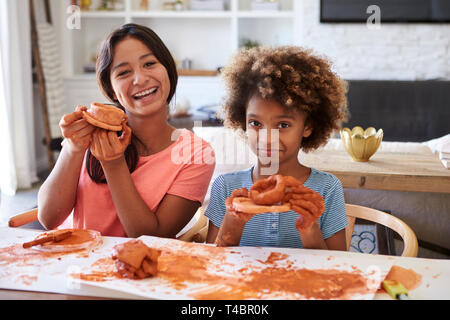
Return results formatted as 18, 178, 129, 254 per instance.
110, 37, 170, 117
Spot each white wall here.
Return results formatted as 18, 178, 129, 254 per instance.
295, 0, 450, 80
32, 0, 450, 173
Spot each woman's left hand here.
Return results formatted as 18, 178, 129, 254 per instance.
90, 122, 132, 163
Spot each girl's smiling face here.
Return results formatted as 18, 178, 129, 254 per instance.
246, 95, 312, 168
110, 37, 170, 117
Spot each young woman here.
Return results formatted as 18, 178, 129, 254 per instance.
38, 24, 215, 238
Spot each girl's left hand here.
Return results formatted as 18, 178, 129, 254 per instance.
90, 122, 132, 163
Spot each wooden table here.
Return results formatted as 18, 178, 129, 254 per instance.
1, 227, 450, 300
0, 288, 103, 300
303, 149, 450, 194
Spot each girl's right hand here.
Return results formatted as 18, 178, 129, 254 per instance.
215, 188, 254, 247
224, 188, 253, 222
59, 105, 95, 154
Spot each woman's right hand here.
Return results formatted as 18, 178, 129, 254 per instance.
59, 105, 95, 154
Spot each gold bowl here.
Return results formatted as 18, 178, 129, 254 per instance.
340, 126, 383, 162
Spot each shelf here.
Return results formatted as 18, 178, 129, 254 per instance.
62, 0, 298, 99
79, 10, 293, 19
177, 69, 219, 77
237, 11, 294, 18
80, 11, 126, 18
130, 10, 232, 18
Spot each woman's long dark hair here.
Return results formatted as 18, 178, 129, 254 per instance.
86, 23, 178, 183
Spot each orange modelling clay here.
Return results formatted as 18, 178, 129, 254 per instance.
32, 229, 102, 253
223, 175, 325, 244
383, 265, 422, 291
78, 243, 373, 300
82, 102, 126, 131
0, 229, 103, 286
112, 240, 161, 280
35, 229, 97, 245
161, 249, 370, 299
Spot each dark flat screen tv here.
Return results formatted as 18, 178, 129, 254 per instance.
320, 0, 450, 23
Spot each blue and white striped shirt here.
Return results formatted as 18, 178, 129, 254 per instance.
205, 167, 348, 248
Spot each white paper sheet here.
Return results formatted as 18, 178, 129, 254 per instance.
3, 227, 449, 300
70, 235, 393, 300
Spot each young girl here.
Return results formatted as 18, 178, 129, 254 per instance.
38, 24, 215, 238
205, 46, 349, 250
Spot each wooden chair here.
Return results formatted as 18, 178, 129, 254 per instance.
176, 207, 208, 243
8, 207, 208, 243
345, 204, 418, 257
11, 205, 417, 253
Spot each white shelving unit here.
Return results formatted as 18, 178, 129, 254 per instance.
61, 0, 300, 113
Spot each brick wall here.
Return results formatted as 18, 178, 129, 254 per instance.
295, 0, 450, 80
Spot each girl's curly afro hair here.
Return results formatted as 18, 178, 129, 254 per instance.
220, 46, 349, 152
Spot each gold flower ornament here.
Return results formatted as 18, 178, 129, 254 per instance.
340, 126, 383, 162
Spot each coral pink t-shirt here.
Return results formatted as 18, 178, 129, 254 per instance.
59, 129, 215, 237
